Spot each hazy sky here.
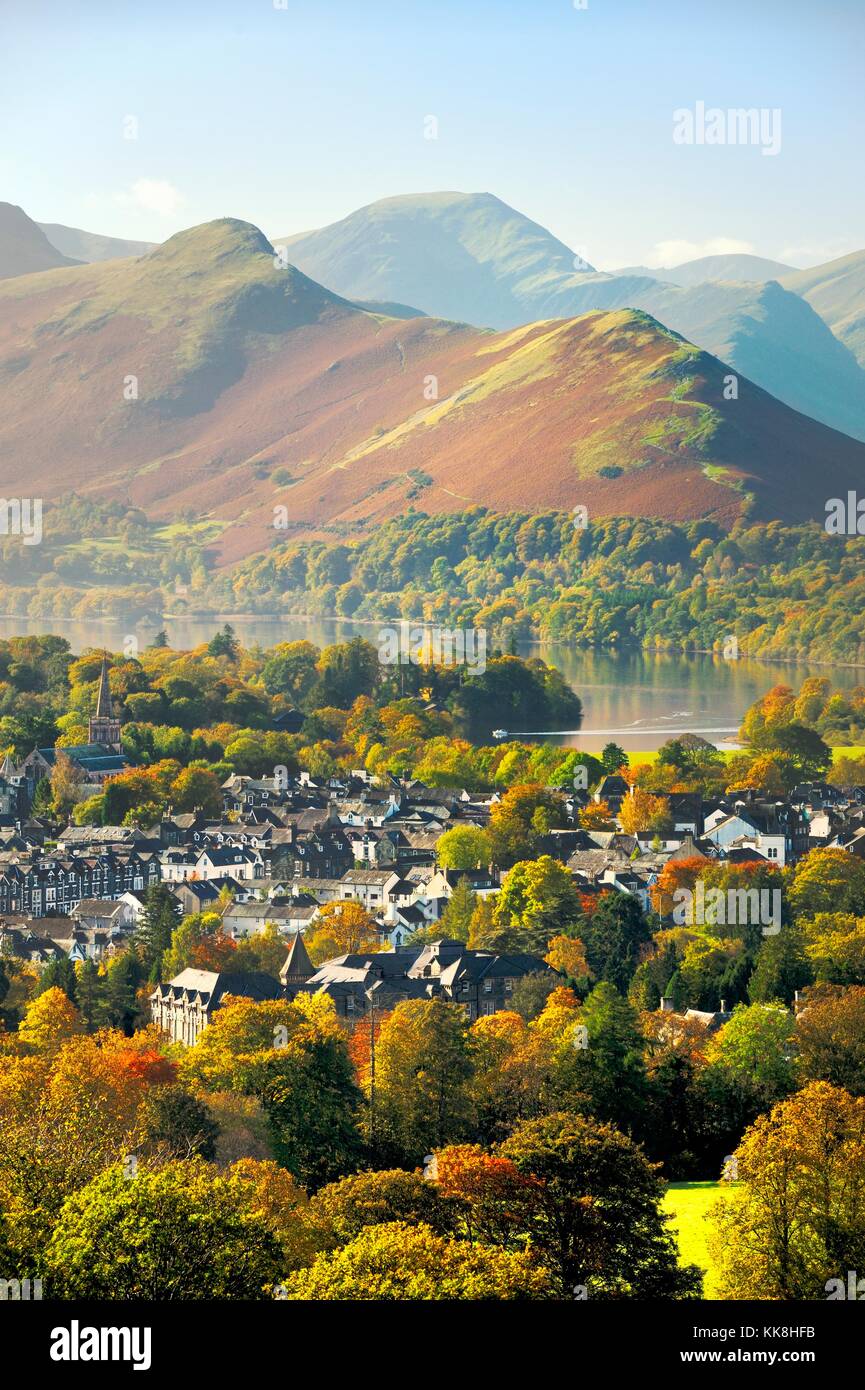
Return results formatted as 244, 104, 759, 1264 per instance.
3, 0, 863, 268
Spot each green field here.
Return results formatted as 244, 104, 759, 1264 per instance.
627, 746, 865, 766
663, 1180, 727, 1299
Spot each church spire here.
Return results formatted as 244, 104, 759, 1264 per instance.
89, 654, 121, 752
280, 931, 314, 986
95, 655, 113, 719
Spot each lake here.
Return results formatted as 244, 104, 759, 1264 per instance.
1, 612, 860, 752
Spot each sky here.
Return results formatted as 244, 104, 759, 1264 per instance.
2, 0, 863, 269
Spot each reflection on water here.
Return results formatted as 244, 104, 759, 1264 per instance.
0, 613, 859, 753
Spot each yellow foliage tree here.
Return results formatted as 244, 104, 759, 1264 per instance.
18, 987, 84, 1054
304, 901, 383, 966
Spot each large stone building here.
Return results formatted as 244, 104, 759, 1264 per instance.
150, 968, 283, 1045
282, 937, 558, 1021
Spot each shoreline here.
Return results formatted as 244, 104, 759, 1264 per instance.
3, 610, 864, 671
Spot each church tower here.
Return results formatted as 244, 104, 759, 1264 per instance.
89, 656, 122, 752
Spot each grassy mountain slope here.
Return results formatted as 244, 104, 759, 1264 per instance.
0, 218, 863, 575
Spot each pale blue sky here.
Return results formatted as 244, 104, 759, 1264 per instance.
2, 0, 862, 268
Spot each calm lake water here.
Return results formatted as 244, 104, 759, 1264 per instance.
1, 613, 860, 753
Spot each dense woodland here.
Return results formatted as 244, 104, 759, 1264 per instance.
3, 504, 865, 666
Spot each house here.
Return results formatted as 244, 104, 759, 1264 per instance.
70, 897, 138, 935
0, 754, 29, 818
703, 798, 805, 867
222, 900, 315, 939
160, 846, 264, 883
595, 775, 629, 812
150, 968, 283, 1045
38, 918, 125, 962
407, 939, 559, 1020
171, 879, 229, 916
285, 826, 354, 881
334, 868, 401, 911
270, 708, 305, 734
0, 918, 65, 963
658, 994, 732, 1035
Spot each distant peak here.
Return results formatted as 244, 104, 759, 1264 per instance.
146, 218, 275, 264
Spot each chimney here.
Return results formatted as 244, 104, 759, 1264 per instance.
720, 998, 727, 1014
659, 996, 675, 1012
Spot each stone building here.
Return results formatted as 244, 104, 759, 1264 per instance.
150, 968, 283, 1045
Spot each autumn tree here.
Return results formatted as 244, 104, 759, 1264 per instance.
137, 1083, 219, 1160
374, 999, 476, 1163
45, 1159, 283, 1299
697, 1003, 796, 1164
233, 921, 290, 978
545, 935, 589, 983
17, 987, 84, 1054
579, 799, 615, 831
619, 787, 673, 837
499, 1111, 701, 1297
487, 784, 567, 866
0, 1029, 174, 1270
469, 1011, 543, 1142
708, 1082, 865, 1299
435, 825, 493, 870
303, 901, 382, 966
180, 994, 363, 1188
162, 912, 238, 978
803, 912, 865, 984
788, 847, 865, 919
49, 748, 86, 819
279, 1219, 551, 1300
436, 1144, 535, 1245
489, 855, 584, 954
304, 1168, 459, 1250
169, 765, 223, 817
795, 987, 865, 1095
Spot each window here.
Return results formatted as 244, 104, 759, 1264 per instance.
482, 1001, 495, 1016
483, 980, 493, 993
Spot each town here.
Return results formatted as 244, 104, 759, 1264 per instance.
1, 632, 864, 1303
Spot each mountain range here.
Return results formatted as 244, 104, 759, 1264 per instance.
614, 253, 796, 285
1, 214, 863, 574
279, 193, 865, 442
